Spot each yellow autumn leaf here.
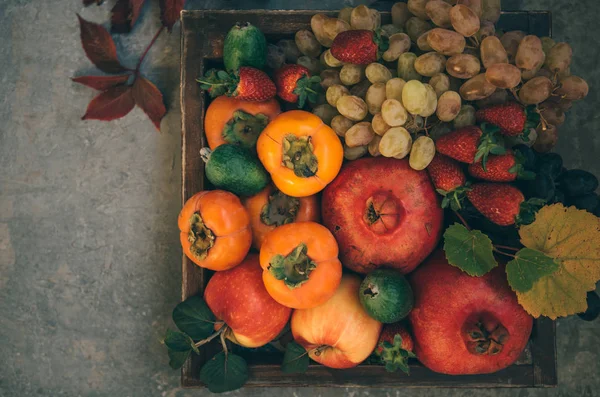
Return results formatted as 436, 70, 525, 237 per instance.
517, 204, 600, 319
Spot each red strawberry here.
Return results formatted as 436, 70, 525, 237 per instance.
330, 30, 384, 65
468, 151, 537, 182
466, 183, 525, 226
435, 126, 483, 163
427, 154, 466, 192
476, 102, 540, 137
198, 66, 276, 102
374, 322, 415, 374
274, 64, 321, 107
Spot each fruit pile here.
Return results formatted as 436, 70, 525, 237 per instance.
164, 2, 600, 393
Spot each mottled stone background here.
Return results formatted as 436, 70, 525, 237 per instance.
0, 1, 598, 396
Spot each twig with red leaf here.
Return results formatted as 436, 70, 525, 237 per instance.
74, 0, 186, 131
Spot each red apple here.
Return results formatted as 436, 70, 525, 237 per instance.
322, 157, 443, 274
291, 274, 382, 369
408, 250, 533, 375
204, 254, 292, 348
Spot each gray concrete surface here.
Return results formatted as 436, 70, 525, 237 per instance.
0, 0, 598, 396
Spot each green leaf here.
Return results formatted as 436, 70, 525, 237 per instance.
217, 70, 230, 80
164, 329, 194, 352
281, 341, 310, 374
506, 248, 561, 292
172, 295, 216, 341
168, 348, 191, 370
200, 352, 249, 393
443, 223, 498, 276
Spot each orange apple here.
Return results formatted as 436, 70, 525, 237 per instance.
204, 254, 292, 348
291, 274, 383, 368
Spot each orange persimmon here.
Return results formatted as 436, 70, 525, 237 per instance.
257, 110, 343, 197
243, 184, 320, 250
178, 190, 251, 271
259, 222, 342, 309
205, 96, 281, 150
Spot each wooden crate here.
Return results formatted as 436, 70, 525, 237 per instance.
180, 9, 557, 389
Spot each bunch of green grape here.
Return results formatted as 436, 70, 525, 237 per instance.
267, 1, 588, 167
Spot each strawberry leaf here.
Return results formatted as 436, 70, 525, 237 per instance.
132, 76, 167, 131
77, 15, 125, 73
443, 223, 498, 276
111, 0, 147, 34
72, 74, 130, 91
506, 248, 560, 292
476, 123, 506, 171
160, 0, 186, 32
82, 85, 135, 121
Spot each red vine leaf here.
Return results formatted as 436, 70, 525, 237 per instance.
82, 85, 135, 121
159, 0, 185, 32
111, 0, 147, 34
132, 76, 166, 131
77, 14, 125, 73
72, 75, 131, 91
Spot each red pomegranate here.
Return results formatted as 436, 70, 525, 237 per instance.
321, 157, 443, 274
408, 250, 533, 375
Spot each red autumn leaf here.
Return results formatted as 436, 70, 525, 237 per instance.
72, 74, 130, 91
77, 14, 125, 73
159, 0, 185, 32
111, 0, 147, 34
82, 85, 135, 121
132, 76, 166, 131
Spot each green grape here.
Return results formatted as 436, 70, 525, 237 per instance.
320, 69, 342, 89
365, 83, 387, 115
344, 143, 368, 160
409, 136, 436, 170
481, 0, 501, 23
351, 5, 380, 31
485, 63, 521, 89
397, 53, 422, 81
427, 28, 466, 56
366, 63, 393, 84
459, 73, 496, 100
385, 78, 407, 101
336, 95, 368, 121
475, 88, 508, 108
446, 54, 481, 79
383, 33, 411, 62
556, 75, 589, 100
346, 122, 375, 147
408, 0, 431, 20
540, 36, 556, 56
402, 80, 429, 115
340, 64, 365, 86
331, 115, 354, 137
426, 0, 452, 28
480, 36, 508, 68
406, 17, 433, 42
419, 84, 438, 117
415, 52, 447, 77
295, 30, 322, 58
297, 56, 321, 75
475, 21, 496, 42
453, 104, 476, 129
518, 76, 553, 105
381, 24, 403, 37
417, 31, 434, 51
516, 35, 545, 71
368, 135, 383, 157
372, 113, 391, 136
430, 73, 451, 97
545, 42, 572, 73
499, 30, 525, 63
450, 4, 480, 37
436, 90, 462, 122
392, 2, 411, 28
379, 127, 412, 158
326, 84, 350, 107
381, 99, 409, 127
312, 104, 338, 124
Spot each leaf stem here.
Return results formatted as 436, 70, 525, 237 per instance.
194, 325, 226, 348
493, 247, 516, 258
220, 328, 228, 354
196, 79, 226, 87
453, 210, 471, 231
135, 26, 164, 73
305, 87, 318, 94
494, 244, 520, 252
